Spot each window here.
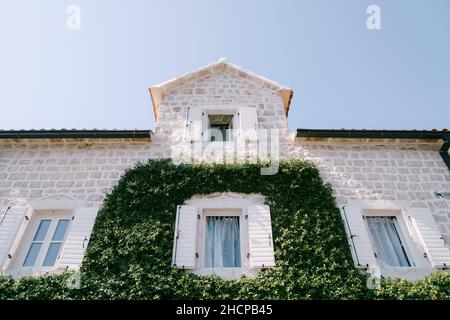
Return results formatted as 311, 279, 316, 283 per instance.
204, 216, 241, 268
185, 106, 258, 143
342, 202, 450, 279
22, 217, 70, 268
208, 114, 234, 142
172, 196, 275, 279
366, 216, 411, 267
1, 206, 99, 276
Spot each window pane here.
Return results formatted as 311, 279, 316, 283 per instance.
367, 217, 410, 267
23, 243, 42, 267
52, 219, 70, 241
33, 219, 51, 241
208, 114, 233, 142
204, 216, 241, 268
42, 243, 62, 266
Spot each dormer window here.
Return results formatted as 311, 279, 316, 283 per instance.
185, 106, 258, 143
208, 114, 234, 142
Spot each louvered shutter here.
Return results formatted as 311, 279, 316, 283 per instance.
185, 107, 203, 142
0, 207, 27, 269
248, 205, 275, 268
172, 205, 198, 269
57, 207, 99, 269
408, 208, 450, 268
239, 107, 258, 141
341, 206, 377, 269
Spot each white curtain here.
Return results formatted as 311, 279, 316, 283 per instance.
367, 217, 410, 267
204, 216, 241, 268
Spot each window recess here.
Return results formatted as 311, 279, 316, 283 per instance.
184, 106, 258, 143
22, 217, 70, 268
204, 216, 241, 268
208, 114, 234, 142
366, 216, 411, 267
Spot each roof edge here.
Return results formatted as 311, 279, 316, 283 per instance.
296, 129, 449, 140
0, 130, 152, 140
153, 58, 292, 91
149, 58, 293, 121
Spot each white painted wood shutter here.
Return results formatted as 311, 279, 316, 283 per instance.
57, 207, 99, 269
408, 208, 450, 268
239, 107, 258, 141
172, 205, 198, 269
185, 107, 203, 142
341, 206, 377, 269
0, 207, 27, 269
247, 205, 275, 268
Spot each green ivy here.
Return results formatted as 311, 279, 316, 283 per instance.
0, 159, 449, 299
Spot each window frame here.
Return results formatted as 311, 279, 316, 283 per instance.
200, 208, 245, 269
202, 107, 239, 143
179, 194, 267, 279
365, 215, 413, 268
208, 116, 234, 142
341, 200, 438, 280
9, 210, 72, 273
361, 206, 429, 271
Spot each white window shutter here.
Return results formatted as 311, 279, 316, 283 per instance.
239, 107, 258, 141
0, 207, 27, 269
341, 206, 377, 269
408, 208, 450, 268
57, 207, 99, 269
172, 205, 198, 269
247, 204, 275, 268
185, 107, 203, 142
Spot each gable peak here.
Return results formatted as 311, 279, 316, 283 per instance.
149, 59, 293, 121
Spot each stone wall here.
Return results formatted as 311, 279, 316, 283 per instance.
0, 138, 157, 208
289, 138, 450, 244
1, 136, 448, 244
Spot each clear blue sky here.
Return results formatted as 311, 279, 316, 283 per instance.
1, 0, 449, 131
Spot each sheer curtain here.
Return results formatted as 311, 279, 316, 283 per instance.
367, 217, 410, 267
204, 216, 241, 268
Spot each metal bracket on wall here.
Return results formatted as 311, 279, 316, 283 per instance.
435, 191, 450, 200
0, 206, 10, 227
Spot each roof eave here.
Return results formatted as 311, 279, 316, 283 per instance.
149, 87, 165, 122
277, 88, 294, 117
0, 130, 153, 140
296, 129, 449, 140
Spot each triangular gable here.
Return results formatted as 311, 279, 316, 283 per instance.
148, 58, 293, 121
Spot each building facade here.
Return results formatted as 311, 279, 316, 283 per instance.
0, 59, 449, 280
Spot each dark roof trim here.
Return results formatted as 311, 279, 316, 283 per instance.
296, 129, 449, 140
0, 130, 152, 140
